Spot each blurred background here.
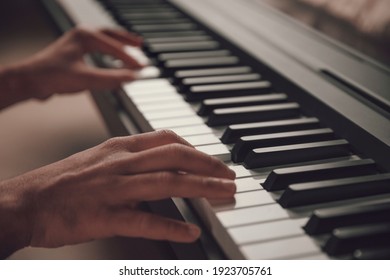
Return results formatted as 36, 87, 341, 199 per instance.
0, 0, 110, 181
262, 0, 390, 66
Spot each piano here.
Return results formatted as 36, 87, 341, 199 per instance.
41, 0, 390, 259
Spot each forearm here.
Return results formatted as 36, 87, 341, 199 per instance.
0, 63, 37, 110
0, 177, 33, 259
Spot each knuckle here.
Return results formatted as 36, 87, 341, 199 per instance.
163, 221, 181, 238
201, 176, 215, 189
156, 171, 177, 185
132, 213, 150, 235
166, 143, 187, 158
101, 137, 126, 151
156, 129, 182, 143
125, 135, 143, 152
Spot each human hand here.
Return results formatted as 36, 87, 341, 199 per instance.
1, 27, 143, 105
0, 130, 236, 258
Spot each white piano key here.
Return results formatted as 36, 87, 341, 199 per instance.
127, 86, 179, 98
183, 134, 221, 146
127, 90, 180, 100
150, 115, 205, 129
101, 55, 125, 68
208, 126, 227, 138
228, 165, 268, 179
132, 95, 184, 105
134, 66, 161, 79
124, 79, 171, 91
241, 236, 321, 259
144, 108, 197, 120
211, 190, 274, 212
235, 177, 264, 192
138, 102, 193, 113
228, 218, 306, 245
124, 45, 151, 65
196, 143, 231, 162
169, 124, 214, 137
131, 91, 178, 101
228, 165, 255, 178
217, 204, 289, 227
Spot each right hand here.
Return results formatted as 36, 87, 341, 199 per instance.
0, 130, 236, 258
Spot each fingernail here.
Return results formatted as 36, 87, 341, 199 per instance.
221, 179, 237, 194
228, 168, 236, 179
188, 224, 201, 239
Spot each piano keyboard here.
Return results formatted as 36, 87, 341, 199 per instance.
58, 0, 390, 259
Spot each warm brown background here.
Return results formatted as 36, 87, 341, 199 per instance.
0, 0, 112, 259
0, 1, 110, 181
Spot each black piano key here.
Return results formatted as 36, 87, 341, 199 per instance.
207, 103, 300, 126
186, 81, 272, 101
113, 5, 169, 10
164, 56, 240, 70
304, 198, 390, 235
221, 117, 320, 144
118, 8, 177, 15
279, 173, 390, 208
132, 23, 198, 32
263, 158, 377, 191
324, 222, 390, 256
147, 41, 220, 54
175, 66, 252, 79
353, 246, 390, 260
110, 0, 167, 4
109, 0, 166, 4
141, 30, 206, 38
198, 93, 287, 116
111, 3, 168, 8
120, 12, 183, 20
128, 21, 195, 30
232, 128, 336, 162
243, 139, 350, 169
127, 18, 193, 26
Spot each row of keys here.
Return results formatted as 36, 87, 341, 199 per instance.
100, 0, 390, 260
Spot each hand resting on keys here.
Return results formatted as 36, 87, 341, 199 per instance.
0, 130, 236, 259
0, 29, 236, 258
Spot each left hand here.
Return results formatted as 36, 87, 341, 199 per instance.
15, 27, 144, 100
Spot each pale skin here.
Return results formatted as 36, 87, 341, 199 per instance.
0, 28, 236, 258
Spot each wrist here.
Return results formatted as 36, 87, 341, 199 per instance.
0, 63, 37, 109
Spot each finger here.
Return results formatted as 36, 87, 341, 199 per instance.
113, 172, 236, 201
77, 29, 143, 68
78, 67, 136, 90
100, 28, 143, 47
127, 144, 236, 179
105, 210, 201, 243
112, 130, 193, 153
